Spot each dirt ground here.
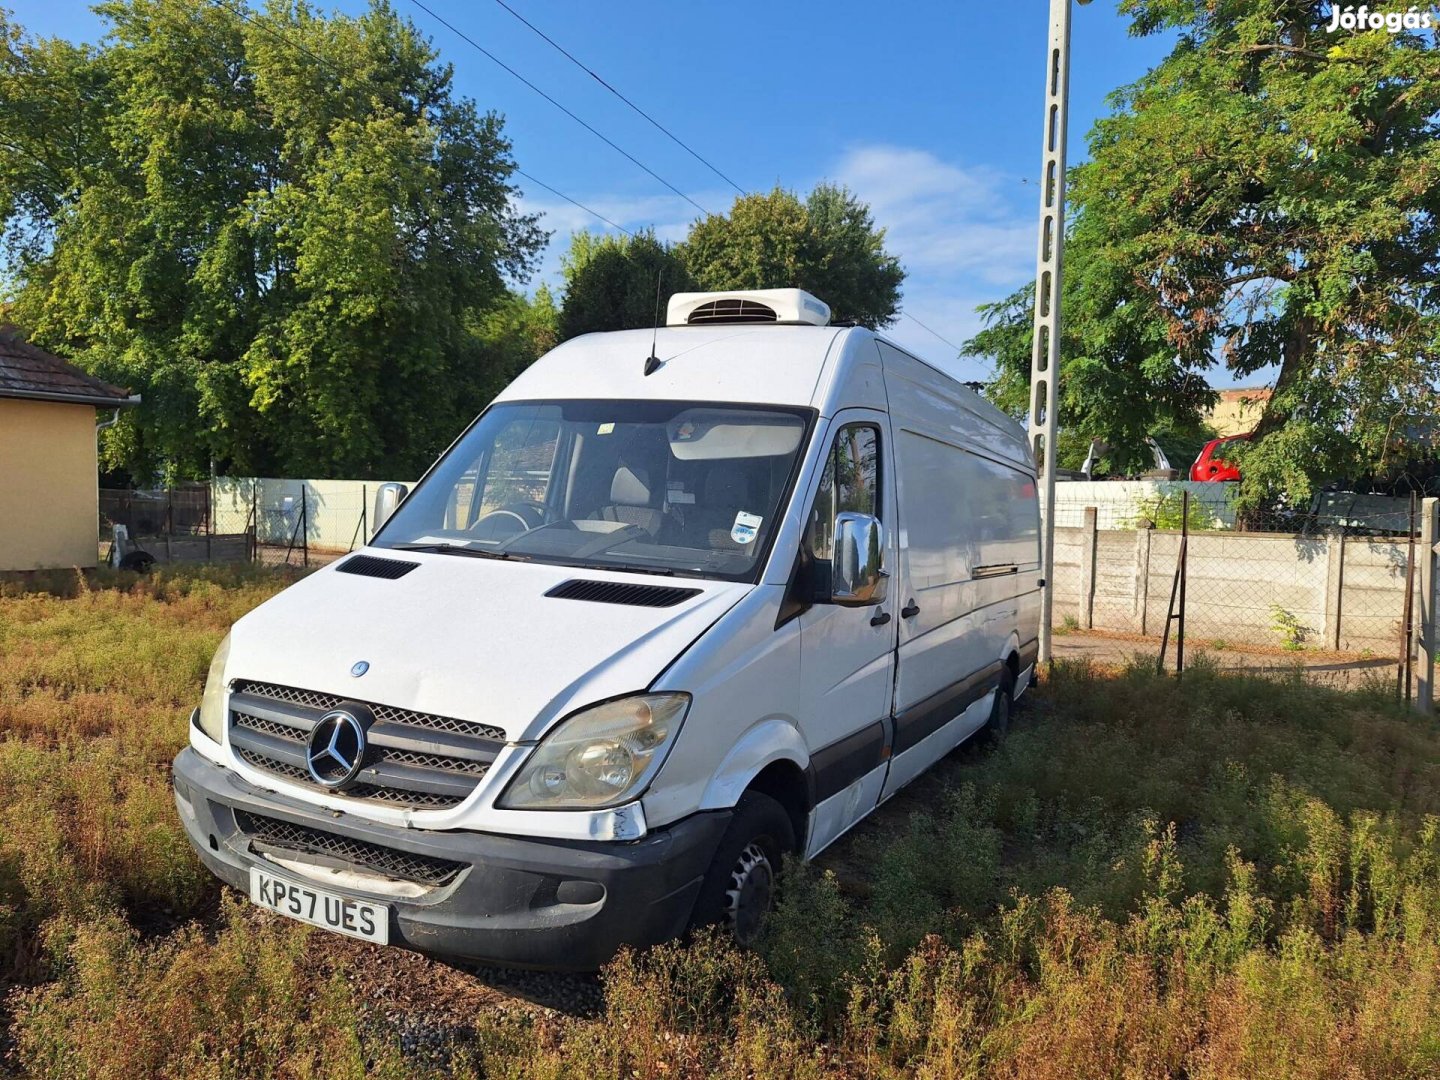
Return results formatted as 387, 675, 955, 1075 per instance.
1051, 627, 1402, 689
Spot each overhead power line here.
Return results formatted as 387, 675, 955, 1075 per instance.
404, 0, 711, 217
514, 170, 634, 237
215, 0, 969, 357
489, 0, 745, 197
484, 3, 960, 356
206, 0, 635, 241
898, 310, 960, 352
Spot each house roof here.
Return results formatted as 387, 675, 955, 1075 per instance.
0, 325, 140, 408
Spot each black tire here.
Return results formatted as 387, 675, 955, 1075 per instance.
118, 550, 156, 573
985, 668, 1016, 740
689, 791, 796, 948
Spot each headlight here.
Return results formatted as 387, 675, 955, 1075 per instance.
498, 693, 690, 811
195, 632, 232, 744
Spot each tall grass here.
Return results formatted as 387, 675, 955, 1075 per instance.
2, 570, 1438, 1077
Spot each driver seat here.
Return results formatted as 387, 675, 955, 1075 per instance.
593, 465, 664, 537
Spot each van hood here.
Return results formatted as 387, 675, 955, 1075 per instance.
225, 550, 749, 742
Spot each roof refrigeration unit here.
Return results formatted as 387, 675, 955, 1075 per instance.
666, 288, 832, 328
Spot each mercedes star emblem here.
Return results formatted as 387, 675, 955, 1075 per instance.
306, 709, 367, 789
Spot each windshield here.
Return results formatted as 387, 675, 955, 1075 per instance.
373, 400, 814, 581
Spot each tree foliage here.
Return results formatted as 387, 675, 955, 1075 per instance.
680, 185, 904, 328
0, 0, 547, 480
969, 0, 1440, 503
557, 230, 694, 341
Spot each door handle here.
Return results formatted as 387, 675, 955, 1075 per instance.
870, 610, 891, 627
901, 600, 920, 619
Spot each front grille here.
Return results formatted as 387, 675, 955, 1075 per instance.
234, 748, 469, 810
348, 785, 467, 810
235, 681, 505, 741
235, 681, 341, 712
228, 681, 504, 811
236, 747, 310, 784
235, 714, 306, 741
235, 810, 464, 887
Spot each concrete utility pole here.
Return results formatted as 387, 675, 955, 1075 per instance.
1028, 0, 1084, 665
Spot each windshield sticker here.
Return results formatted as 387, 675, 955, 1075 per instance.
596, 422, 615, 435
731, 511, 762, 545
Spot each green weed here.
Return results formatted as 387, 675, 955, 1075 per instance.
3, 571, 1440, 1077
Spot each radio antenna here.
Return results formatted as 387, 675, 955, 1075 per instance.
644, 266, 665, 376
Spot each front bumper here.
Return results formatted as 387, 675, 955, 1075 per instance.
173, 748, 729, 970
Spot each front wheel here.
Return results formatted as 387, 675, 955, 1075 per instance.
985, 670, 1015, 740
689, 792, 795, 948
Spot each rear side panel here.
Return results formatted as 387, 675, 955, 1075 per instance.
877, 343, 1041, 794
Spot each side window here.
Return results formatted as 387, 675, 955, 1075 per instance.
806, 423, 881, 565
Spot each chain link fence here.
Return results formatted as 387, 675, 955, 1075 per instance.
101, 479, 389, 570
100, 476, 1438, 709
1049, 488, 1437, 707
99, 486, 249, 567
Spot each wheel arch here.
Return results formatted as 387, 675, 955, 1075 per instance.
698, 717, 811, 847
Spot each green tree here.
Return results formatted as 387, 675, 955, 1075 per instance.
963, 214, 1216, 475
557, 230, 694, 340
0, 0, 546, 480
970, 0, 1440, 505
471, 285, 559, 393
680, 185, 904, 328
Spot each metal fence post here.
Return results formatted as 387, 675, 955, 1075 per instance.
1135, 527, 1152, 635
1177, 491, 1188, 677
251, 480, 259, 563
164, 488, 173, 564
1418, 497, 1437, 714
205, 482, 212, 562
1324, 526, 1345, 650
1158, 492, 1190, 676
1079, 506, 1097, 630
1400, 493, 1418, 705
301, 485, 309, 568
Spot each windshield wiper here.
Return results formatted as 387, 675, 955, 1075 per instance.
533, 558, 677, 577
390, 543, 527, 561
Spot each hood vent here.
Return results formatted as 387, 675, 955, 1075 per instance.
546, 579, 701, 608
336, 554, 420, 580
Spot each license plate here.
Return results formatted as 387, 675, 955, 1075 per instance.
248, 867, 389, 945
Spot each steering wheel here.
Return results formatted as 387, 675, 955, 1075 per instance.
469, 501, 553, 542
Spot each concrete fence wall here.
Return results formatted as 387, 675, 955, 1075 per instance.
213, 477, 413, 551
1051, 480, 1237, 529
1053, 509, 1434, 657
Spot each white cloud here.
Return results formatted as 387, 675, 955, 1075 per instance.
511, 143, 1037, 381
512, 187, 719, 287
827, 144, 1036, 377
829, 144, 1036, 287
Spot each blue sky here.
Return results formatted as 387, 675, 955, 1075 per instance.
11, 1, 1179, 383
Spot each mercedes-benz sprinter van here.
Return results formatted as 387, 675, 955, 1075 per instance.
174, 289, 1041, 969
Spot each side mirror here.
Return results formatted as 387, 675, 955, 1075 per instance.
373, 483, 409, 534
831, 512, 888, 606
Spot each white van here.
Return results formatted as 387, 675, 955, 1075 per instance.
174, 289, 1041, 969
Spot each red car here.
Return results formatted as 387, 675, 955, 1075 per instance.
1190, 433, 1250, 482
